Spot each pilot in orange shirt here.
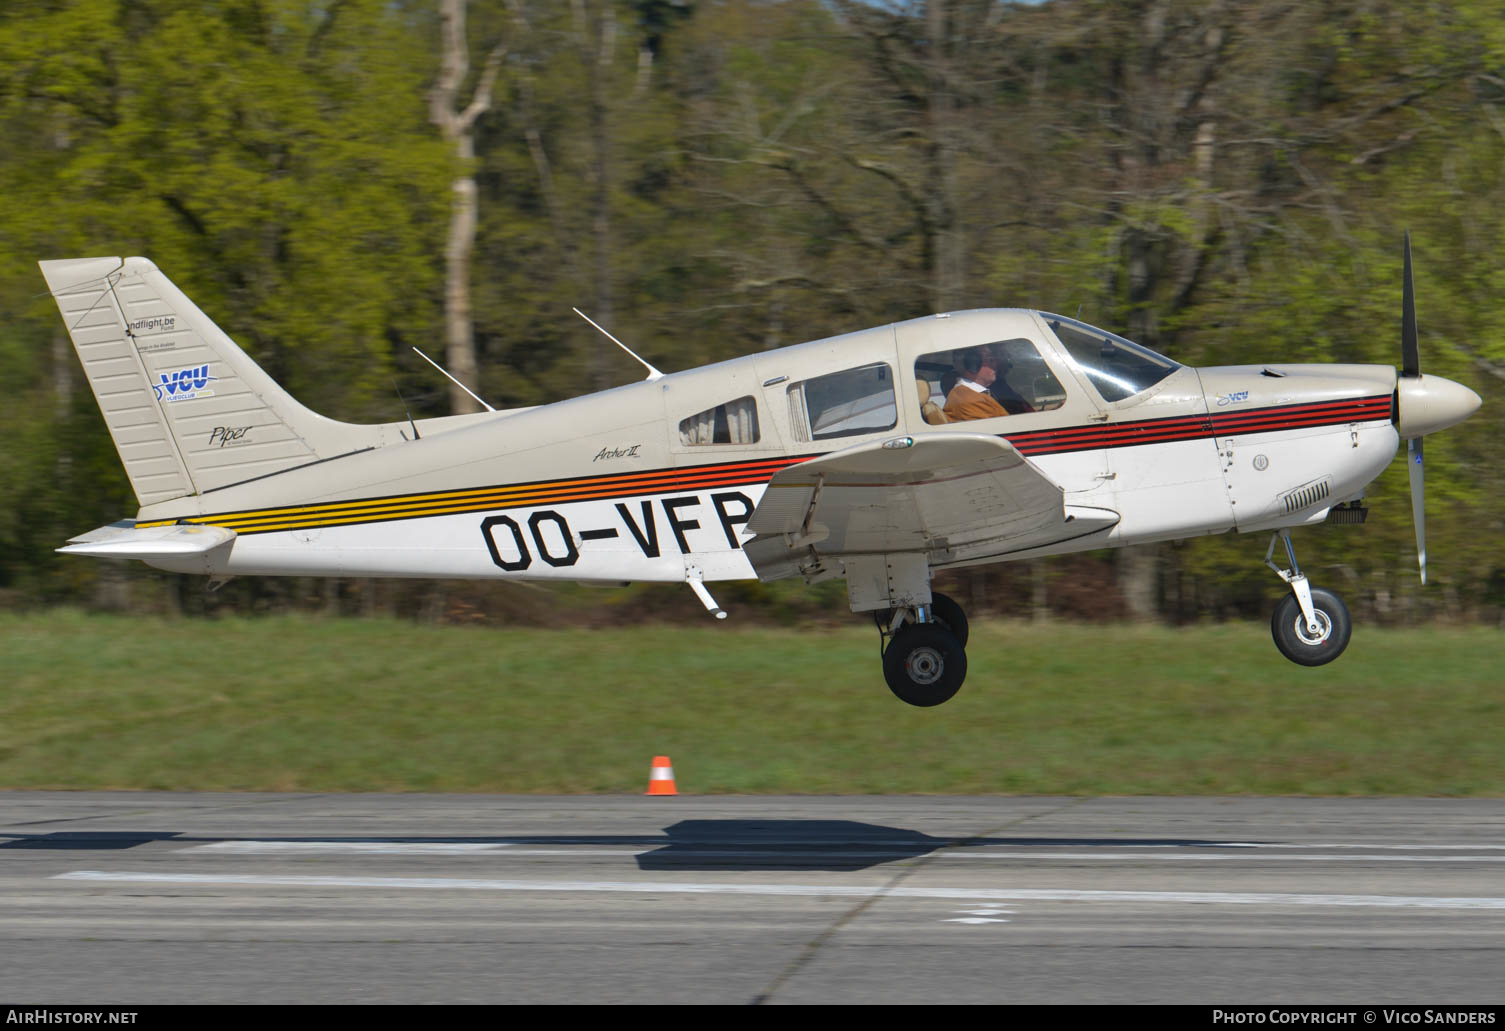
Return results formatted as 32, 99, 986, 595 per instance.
943, 350, 1009, 422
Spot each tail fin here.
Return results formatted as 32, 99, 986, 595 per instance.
40, 257, 383, 506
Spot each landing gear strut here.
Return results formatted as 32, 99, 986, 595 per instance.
875, 591, 969, 706
1265, 530, 1352, 666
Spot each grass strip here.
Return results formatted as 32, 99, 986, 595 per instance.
1, 611, 1501, 795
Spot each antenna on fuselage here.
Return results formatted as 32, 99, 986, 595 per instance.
411, 347, 497, 412
393, 380, 421, 440
572, 308, 664, 381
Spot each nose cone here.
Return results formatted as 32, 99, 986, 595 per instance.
1395, 374, 1482, 438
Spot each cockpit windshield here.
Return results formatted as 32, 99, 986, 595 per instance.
1040, 313, 1179, 403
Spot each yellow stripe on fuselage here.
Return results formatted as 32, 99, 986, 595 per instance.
131, 457, 803, 536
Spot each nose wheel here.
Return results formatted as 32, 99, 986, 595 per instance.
1265, 530, 1352, 666
875, 592, 969, 706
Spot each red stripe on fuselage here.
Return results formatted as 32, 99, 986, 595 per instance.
174, 394, 1392, 534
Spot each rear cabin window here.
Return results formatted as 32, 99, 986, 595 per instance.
679, 396, 760, 445
791, 363, 897, 441
914, 339, 1067, 425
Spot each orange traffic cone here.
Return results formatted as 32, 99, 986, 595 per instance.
646, 755, 678, 796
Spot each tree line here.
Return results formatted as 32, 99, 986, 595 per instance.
1, 0, 1502, 625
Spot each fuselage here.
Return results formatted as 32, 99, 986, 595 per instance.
133, 309, 1402, 582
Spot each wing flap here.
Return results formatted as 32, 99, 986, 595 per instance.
745, 432, 1115, 580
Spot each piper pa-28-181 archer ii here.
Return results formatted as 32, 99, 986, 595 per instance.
41, 236, 1480, 706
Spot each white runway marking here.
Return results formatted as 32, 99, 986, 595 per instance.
939, 848, 1505, 854
182, 842, 640, 857
946, 906, 1014, 925
52, 871, 1505, 909
1219, 843, 1505, 850
177, 841, 1505, 862
186, 842, 516, 855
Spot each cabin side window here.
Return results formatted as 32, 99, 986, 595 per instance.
678, 396, 760, 445
790, 363, 898, 442
913, 339, 1067, 425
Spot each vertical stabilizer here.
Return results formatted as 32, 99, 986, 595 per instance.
40, 257, 382, 506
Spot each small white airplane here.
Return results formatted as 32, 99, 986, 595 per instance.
41, 237, 1480, 706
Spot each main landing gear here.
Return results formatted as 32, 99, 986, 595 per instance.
1265, 529, 1352, 666
875, 592, 970, 707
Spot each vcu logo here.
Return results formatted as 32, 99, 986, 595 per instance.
154, 364, 218, 403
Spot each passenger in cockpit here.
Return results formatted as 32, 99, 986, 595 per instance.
942, 350, 1009, 422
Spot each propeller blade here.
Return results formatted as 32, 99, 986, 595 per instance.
1408, 436, 1426, 585
1402, 230, 1420, 378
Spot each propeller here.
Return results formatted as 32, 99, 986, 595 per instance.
1402, 231, 1419, 378
1407, 436, 1426, 585
1401, 232, 1426, 585
1393, 233, 1481, 584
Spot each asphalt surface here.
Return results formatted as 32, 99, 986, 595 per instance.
3, 792, 1504, 1005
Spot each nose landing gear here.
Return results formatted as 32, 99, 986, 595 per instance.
1265, 530, 1352, 666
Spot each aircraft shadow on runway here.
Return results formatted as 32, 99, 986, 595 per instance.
1, 825, 1261, 872
0, 832, 186, 850
635, 820, 946, 871
635, 821, 1267, 871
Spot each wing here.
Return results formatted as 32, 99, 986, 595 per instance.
744, 432, 1117, 581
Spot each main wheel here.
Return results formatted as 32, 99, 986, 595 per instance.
1270, 587, 1352, 667
883, 624, 967, 707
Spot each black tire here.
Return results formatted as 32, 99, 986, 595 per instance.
883, 624, 967, 707
1270, 587, 1352, 667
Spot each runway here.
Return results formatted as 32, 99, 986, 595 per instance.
3, 793, 1504, 1004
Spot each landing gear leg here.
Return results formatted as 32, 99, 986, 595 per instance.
1265, 530, 1352, 666
873, 591, 969, 648
874, 595, 969, 707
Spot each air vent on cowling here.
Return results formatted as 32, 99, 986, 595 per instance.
1280, 478, 1331, 514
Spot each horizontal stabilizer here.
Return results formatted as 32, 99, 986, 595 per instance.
58, 522, 236, 559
